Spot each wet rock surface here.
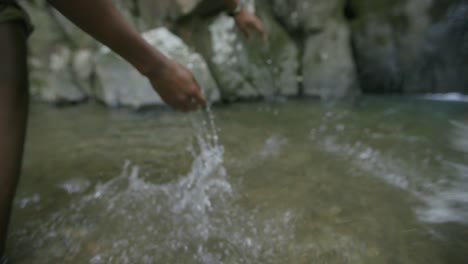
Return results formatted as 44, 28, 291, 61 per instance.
184, 1, 299, 100
302, 21, 358, 100
348, 0, 468, 93
19, 0, 468, 106
94, 28, 220, 108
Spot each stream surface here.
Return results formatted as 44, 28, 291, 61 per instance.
7, 96, 468, 263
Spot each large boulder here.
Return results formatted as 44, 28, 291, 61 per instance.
28, 47, 88, 104
20, 0, 87, 103
270, 0, 358, 99
183, 0, 299, 100
410, 0, 468, 93
350, 18, 401, 93
35, 46, 88, 103
137, 0, 204, 30
271, 0, 346, 33
303, 21, 358, 100
94, 28, 220, 108
348, 0, 468, 93
347, 0, 430, 93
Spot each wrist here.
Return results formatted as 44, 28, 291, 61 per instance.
136, 50, 171, 78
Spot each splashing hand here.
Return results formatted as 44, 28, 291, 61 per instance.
234, 9, 268, 40
147, 60, 207, 112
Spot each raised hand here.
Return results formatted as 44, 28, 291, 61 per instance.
234, 8, 268, 40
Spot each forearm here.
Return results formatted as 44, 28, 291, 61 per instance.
48, 0, 168, 76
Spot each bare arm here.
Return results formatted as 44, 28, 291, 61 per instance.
48, 0, 165, 76
196, 0, 267, 39
48, 0, 206, 111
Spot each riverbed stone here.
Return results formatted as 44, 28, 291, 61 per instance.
94, 27, 220, 108
185, 0, 299, 100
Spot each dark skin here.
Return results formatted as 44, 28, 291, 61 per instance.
201, 0, 267, 39
225, 0, 267, 40
0, 0, 266, 257
49, 0, 208, 112
0, 22, 29, 259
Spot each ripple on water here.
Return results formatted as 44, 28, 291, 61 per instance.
12, 111, 297, 264
311, 115, 468, 226
417, 121, 468, 224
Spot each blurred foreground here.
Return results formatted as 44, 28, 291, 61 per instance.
7, 97, 468, 263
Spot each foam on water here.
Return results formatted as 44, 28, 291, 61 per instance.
311, 111, 468, 226
421, 93, 468, 102
417, 121, 468, 224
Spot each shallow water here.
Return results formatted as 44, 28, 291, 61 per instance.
7, 97, 468, 263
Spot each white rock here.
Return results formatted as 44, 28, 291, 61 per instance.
31, 46, 87, 103
94, 28, 220, 108
199, 5, 299, 100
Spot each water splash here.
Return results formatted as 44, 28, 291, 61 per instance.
311, 111, 468, 226
416, 121, 468, 224
12, 108, 295, 263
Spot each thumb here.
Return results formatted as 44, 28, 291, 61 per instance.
194, 89, 208, 107
191, 76, 208, 107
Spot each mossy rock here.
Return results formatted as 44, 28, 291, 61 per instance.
270, 0, 347, 33
185, 0, 299, 100
303, 21, 359, 100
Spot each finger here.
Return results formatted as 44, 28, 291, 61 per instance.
174, 94, 192, 112
191, 75, 203, 93
179, 101, 196, 112
240, 24, 250, 39
175, 101, 190, 112
193, 89, 208, 107
252, 20, 268, 41
190, 76, 208, 107
184, 95, 201, 111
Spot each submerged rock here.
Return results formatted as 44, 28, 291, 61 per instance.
94, 27, 220, 108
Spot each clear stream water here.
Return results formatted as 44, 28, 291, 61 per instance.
6, 96, 468, 263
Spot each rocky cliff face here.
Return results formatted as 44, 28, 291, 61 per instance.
19, 0, 468, 108
347, 0, 468, 94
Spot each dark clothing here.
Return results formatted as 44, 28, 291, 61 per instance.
0, 1, 33, 35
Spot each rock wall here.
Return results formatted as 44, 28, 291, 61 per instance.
347, 0, 468, 93
18, 0, 468, 108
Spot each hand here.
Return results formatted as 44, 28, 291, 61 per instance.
234, 9, 268, 40
146, 60, 207, 112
